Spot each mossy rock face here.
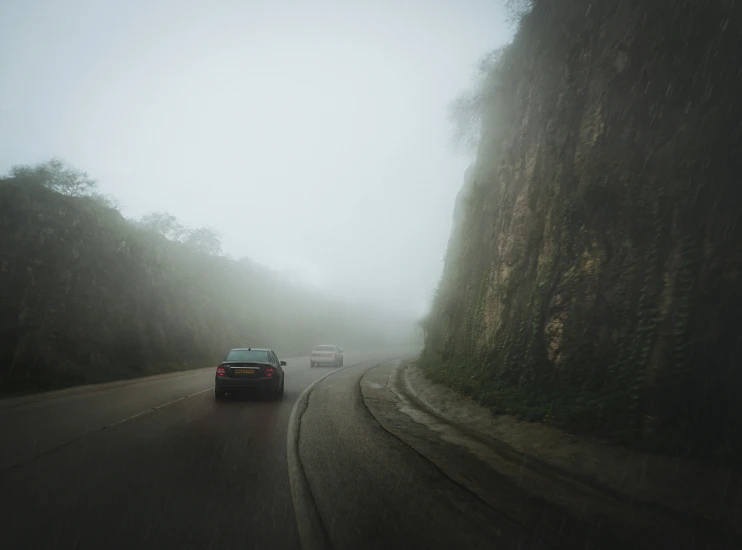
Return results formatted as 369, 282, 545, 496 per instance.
424, 0, 742, 467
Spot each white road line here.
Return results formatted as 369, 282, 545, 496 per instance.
0, 367, 214, 410
107, 387, 212, 428
186, 388, 213, 399
2, 386, 215, 471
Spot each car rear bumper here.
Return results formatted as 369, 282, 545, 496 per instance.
311, 356, 340, 364
215, 377, 279, 390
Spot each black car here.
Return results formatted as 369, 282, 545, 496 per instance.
215, 347, 286, 400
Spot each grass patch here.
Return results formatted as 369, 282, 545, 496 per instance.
417, 355, 635, 440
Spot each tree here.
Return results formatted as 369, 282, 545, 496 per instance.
183, 227, 222, 255
416, 315, 430, 345
139, 212, 185, 240
89, 192, 122, 210
448, 47, 506, 153
10, 157, 99, 197
505, 0, 534, 22
139, 213, 222, 255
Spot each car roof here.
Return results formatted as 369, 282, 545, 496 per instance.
230, 347, 270, 352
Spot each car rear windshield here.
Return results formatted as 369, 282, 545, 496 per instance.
314, 346, 336, 352
225, 349, 270, 362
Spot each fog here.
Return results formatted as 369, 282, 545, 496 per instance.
0, 0, 511, 317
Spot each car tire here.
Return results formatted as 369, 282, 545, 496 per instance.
276, 378, 285, 400
215, 387, 226, 400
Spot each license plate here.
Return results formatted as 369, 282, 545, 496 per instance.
235, 369, 255, 375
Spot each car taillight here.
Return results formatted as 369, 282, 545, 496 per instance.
265, 367, 274, 378
217, 366, 226, 377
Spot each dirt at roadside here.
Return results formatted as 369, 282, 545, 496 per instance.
404, 362, 742, 542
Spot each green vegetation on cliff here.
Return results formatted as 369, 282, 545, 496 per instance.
0, 163, 414, 395
424, 0, 742, 466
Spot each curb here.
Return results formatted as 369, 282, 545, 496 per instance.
287, 361, 367, 550
381, 361, 742, 550
0, 366, 215, 410
390, 362, 637, 499
387, 361, 609, 495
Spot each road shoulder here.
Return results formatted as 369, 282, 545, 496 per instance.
360, 360, 740, 550
0, 366, 215, 409
297, 360, 546, 550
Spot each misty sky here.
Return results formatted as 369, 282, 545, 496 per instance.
0, 0, 511, 317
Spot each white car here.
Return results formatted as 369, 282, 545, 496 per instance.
310, 345, 344, 367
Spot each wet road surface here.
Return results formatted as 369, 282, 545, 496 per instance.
1, 350, 547, 550
0, 352, 379, 549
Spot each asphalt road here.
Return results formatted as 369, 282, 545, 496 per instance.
299, 360, 549, 550
0, 349, 545, 550
0, 351, 389, 550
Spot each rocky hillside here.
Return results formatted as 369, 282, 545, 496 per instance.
424, 0, 742, 466
0, 179, 413, 395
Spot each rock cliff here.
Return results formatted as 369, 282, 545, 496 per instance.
424, 0, 742, 465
